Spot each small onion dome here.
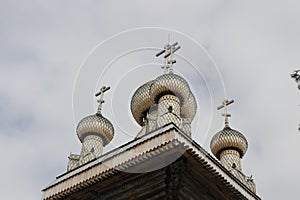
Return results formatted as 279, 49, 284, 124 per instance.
76, 113, 114, 146
150, 73, 190, 105
210, 126, 248, 159
130, 80, 155, 126
181, 91, 197, 120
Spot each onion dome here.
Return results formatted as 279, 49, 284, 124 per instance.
77, 113, 114, 146
210, 126, 248, 159
150, 73, 190, 105
181, 91, 197, 120
77, 86, 114, 146
131, 80, 155, 126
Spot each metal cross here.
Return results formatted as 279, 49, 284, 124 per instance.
217, 99, 234, 127
95, 86, 110, 114
290, 69, 300, 131
156, 38, 181, 74
291, 69, 300, 90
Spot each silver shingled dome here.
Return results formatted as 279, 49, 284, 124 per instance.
131, 80, 154, 126
210, 126, 248, 159
150, 73, 190, 105
77, 113, 114, 146
130, 73, 197, 126
181, 91, 197, 120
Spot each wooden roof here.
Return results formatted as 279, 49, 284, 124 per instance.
42, 123, 260, 200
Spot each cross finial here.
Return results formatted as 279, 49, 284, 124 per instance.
290, 70, 300, 131
95, 86, 110, 114
156, 36, 181, 74
217, 99, 234, 127
291, 69, 300, 90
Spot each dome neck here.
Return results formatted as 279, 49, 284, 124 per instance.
97, 103, 103, 114
224, 115, 230, 127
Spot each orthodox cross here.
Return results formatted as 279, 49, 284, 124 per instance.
217, 99, 234, 127
156, 37, 181, 74
290, 69, 300, 90
290, 69, 300, 131
95, 86, 110, 114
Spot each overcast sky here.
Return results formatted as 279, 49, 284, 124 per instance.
1, 1, 300, 199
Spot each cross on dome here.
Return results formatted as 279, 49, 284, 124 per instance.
95, 86, 110, 114
291, 69, 300, 90
155, 36, 181, 74
217, 99, 234, 127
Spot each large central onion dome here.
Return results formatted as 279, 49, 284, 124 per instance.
130, 41, 197, 128
210, 126, 248, 159
130, 72, 197, 127
150, 73, 190, 105
77, 113, 114, 146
